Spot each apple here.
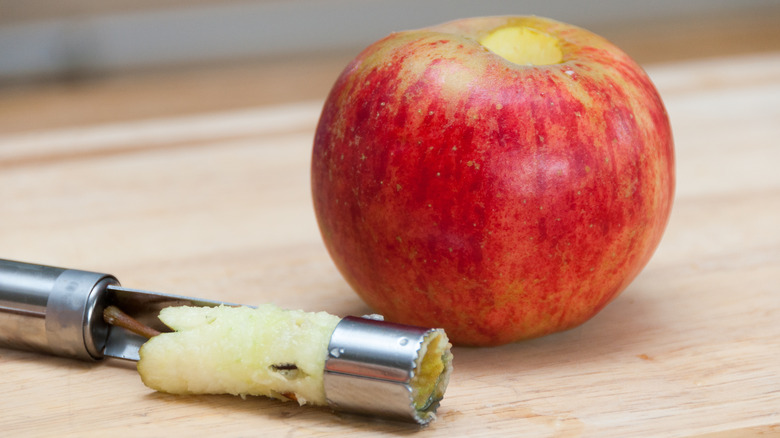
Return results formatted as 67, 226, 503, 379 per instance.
311, 16, 674, 346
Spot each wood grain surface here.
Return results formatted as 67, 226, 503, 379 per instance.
1, 51, 779, 437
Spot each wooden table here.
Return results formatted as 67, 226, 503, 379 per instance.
1, 52, 778, 437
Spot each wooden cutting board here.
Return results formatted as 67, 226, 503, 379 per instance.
1, 52, 778, 437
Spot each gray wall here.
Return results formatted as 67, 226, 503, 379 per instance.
0, 0, 776, 80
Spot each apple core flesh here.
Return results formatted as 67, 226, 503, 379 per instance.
312, 16, 674, 346
479, 26, 563, 66
410, 330, 451, 411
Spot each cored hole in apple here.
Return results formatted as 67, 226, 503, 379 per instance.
479, 26, 563, 66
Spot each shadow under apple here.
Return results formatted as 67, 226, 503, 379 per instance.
451, 275, 669, 375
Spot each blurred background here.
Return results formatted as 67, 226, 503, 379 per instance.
1, 0, 779, 133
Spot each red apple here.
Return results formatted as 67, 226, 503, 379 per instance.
311, 16, 674, 346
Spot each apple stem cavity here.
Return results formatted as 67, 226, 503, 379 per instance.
103, 305, 162, 339
479, 26, 563, 66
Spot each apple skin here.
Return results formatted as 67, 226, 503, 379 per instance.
311, 16, 674, 346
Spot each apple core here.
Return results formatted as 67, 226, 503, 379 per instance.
409, 330, 452, 413
479, 26, 563, 66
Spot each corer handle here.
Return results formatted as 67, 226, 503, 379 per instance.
0, 259, 118, 360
